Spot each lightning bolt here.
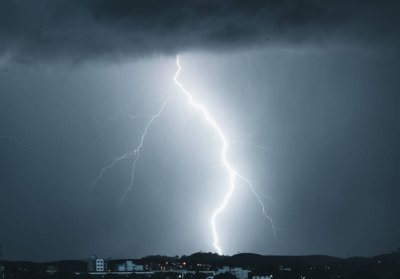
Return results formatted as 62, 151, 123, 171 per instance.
92, 55, 276, 254
173, 55, 276, 255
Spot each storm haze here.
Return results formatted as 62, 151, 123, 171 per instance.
0, 0, 399, 261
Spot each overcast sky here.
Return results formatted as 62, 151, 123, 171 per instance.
0, 0, 399, 261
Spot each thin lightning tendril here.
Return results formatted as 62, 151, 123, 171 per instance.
0, 135, 37, 153
120, 96, 172, 203
95, 112, 149, 143
233, 139, 271, 152
237, 173, 278, 238
173, 55, 276, 255
92, 97, 173, 201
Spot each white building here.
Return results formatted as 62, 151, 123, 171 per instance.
215, 266, 250, 279
116, 261, 144, 272
252, 275, 272, 279
135, 264, 144, 271
117, 264, 126, 272
88, 255, 107, 272
230, 267, 250, 279
46, 265, 58, 275
215, 266, 230, 275
95, 258, 105, 272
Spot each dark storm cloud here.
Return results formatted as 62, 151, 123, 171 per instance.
1, 0, 399, 62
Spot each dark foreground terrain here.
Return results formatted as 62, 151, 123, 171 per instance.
1, 251, 399, 279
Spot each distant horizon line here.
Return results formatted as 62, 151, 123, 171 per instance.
2, 249, 399, 263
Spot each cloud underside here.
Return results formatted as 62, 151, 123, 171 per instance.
1, 0, 399, 62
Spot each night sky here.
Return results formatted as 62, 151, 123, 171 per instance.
0, 0, 399, 261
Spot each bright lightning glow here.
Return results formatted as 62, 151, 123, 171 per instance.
173, 55, 276, 255
92, 55, 276, 254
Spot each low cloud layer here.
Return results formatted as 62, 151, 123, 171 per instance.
1, 0, 399, 62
